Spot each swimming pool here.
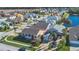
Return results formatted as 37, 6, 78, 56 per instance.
64, 15, 79, 27
70, 40, 79, 47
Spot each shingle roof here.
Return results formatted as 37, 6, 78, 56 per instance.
21, 21, 49, 36
69, 26, 79, 40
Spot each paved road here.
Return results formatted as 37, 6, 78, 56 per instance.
0, 30, 14, 40
0, 43, 19, 51
0, 32, 6, 40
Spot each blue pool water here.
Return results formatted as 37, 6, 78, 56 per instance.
64, 15, 79, 27
70, 40, 79, 47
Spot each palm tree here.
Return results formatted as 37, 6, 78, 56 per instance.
77, 36, 79, 40
65, 34, 70, 46
62, 28, 67, 35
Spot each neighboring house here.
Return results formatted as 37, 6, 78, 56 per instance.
6, 15, 16, 25
0, 20, 10, 31
43, 27, 64, 43
53, 24, 65, 33
24, 13, 39, 20
45, 16, 60, 27
69, 26, 79, 40
20, 21, 50, 42
7, 14, 23, 24
8, 15, 16, 20
0, 19, 13, 30
15, 13, 24, 23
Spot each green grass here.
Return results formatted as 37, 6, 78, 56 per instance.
2, 41, 25, 48
2, 41, 37, 51
56, 39, 70, 51
2, 36, 39, 51
2, 36, 31, 47
7, 36, 30, 45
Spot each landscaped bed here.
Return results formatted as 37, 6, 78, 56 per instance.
56, 39, 70, 51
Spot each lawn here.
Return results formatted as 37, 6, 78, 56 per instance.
2, 36, 39, 51
2, 36, 30, 47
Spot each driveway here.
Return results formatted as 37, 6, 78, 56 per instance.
0, 30, 14, 40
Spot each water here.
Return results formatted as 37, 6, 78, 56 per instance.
64, 15, 79, 27
70, 40, 79, 47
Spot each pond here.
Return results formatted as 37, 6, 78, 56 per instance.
64, 15, 79, 27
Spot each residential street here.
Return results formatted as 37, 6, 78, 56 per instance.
0, 43, 19, 51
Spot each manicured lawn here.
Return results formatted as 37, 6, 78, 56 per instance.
2, 36, 30, 47
2, 36, 39, 51
7, 36, 31, 45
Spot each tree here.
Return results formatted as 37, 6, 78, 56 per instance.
13, 26, 17, 33
65, 34, 70, 46
41, 35, 44, 43
77, 36, 79, 40
62, 28, 67, 35
4, 25, 9, 31
50, 32, 57, 41
63, 13, 69, 19
48, 43, 52, 49
64, 19, 72, 27
56, 20, 62, 24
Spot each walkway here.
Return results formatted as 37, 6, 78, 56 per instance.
4, 36, 31, 47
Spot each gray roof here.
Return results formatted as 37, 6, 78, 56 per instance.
21, 21, 49, 36
69, 26, 79, 40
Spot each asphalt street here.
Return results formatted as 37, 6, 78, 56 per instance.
0, 43, 19, 51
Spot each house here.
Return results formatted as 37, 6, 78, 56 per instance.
6, 15, 16, 25
20, 21, 50, 42
45, 15, 60, 26
7, 13, 24, 24
0, 19, 13, 30
69, 26, 79, 40
24, 13, 39, 21
53, 24, 65, 33
43, 24, 65, 42
43, 27, 64, 43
